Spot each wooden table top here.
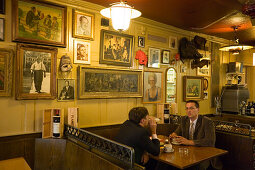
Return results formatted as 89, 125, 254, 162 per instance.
150, 136, 228, 169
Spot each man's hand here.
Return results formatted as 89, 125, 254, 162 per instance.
148, 116, 157, 135
141, 152, 149, 165
169, 132, 177, 139
174, 136, 195, 145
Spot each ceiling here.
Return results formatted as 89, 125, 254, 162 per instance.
84, 0, 255, 45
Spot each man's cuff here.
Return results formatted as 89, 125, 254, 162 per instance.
151, 134, 158, 139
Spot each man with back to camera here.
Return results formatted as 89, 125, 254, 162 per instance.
115, 107, 160, 169
169, 100, 221, 170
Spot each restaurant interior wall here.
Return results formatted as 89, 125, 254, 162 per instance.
0, 0, 230, 137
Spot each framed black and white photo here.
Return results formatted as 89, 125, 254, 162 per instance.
0, 0, 5, 14
138, 36, 145, 48
169, 36, 177, 49
148, 47, 160, 68
0, 18, 4, 41
58, 79, 75, 101
162, 50, 170, 64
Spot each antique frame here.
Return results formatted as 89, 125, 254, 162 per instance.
162, 50, 170, 64
77, 66, 142, 99
73, 39, 91, 64
0, 0, 4, 14
100, 29, 133, 67
16, 44, 57, 99
72, 9, 94, 40
0, 18, 4, 41
57, 79, 75, 101
148, 47, 160, 68
0, 49, 13, 96
138, 36, 145, 48
143, 70, 163, 103
183, 76, 204, 101
12, 0, 66, 47
169, 36, 177, 49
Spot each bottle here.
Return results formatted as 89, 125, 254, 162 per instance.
53, 110, 60, 137
164, 109, 170, 123
251, 102, 255, 115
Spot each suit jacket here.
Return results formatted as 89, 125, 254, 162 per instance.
174, 115, 215, 147
59, 86, 74, 100
115, 120, 160, 165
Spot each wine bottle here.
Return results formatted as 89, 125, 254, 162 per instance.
164, 109, 170, 123
53, 112, 60, 137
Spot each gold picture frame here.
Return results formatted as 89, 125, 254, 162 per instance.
73, 9, 94, 40
77, 66, 142, 99
183, 76, 204, 101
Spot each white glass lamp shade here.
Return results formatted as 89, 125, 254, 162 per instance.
100, 2, 141, 31
219, 45, 253, 51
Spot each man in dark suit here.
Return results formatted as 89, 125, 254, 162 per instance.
115, 107, 160, 169
59, 80, 74, 100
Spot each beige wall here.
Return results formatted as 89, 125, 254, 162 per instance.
0, 0, 230, 137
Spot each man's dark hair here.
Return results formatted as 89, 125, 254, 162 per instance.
186, 100, 199, 108
129, 107, 148, 124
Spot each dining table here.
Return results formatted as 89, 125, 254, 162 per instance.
149, 135, 228, 169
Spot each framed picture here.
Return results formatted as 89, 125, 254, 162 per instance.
16, 44, 57, 99
0, 49, 13, 96
77, 66, 142, 99
12, 0, 66, 47
100, 29, 133, 67
143, 71, 163, 103
183, 76, 204, 101
162, 50, 170, 64
0, 18, 4, 41
58, 79, 75, 101
74, 40, 91, 64
148, 47, 160, 68
0, 0, 4, 14
197, 63, 210, 76
72, 9, 94, 40
138, 36, 145, 48
169, 36, 177, 49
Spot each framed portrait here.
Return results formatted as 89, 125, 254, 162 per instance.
0, 49, 13, 96
74, 40, 91, 64
183, 76, 204, 101
77, 66, 142, 99
73, 9, 94, 40
12, 0, 66, 47
100, 29, 133, 67
169, 36, 177, 49
0, 0, 4, 14
143, 71, 163, 103
161, 50, 170, 64
0, 18, 4, 41
148, 47, 160, 68
138, 36, 145, 48
16, 44, 57, 100
58, 79, 75, 101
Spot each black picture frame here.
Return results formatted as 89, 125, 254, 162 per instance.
138, 36, 145, 48
0, 0, 5, 14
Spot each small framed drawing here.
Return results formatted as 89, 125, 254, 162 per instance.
0, 18, 4, 41
148, 47, 160, 68
161, 50, 170, 64
138, 36, 145, 48
169, 36, 177, 49
143, 71, 163, 103
74, 40, 91, 64
73, 9, 94, 40
183, 76, 204, 101
58, 79, 75, 101
0, 0, 5, 14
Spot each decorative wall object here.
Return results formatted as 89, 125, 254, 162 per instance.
100, 29, 133, 67
138, 36, 145, 47
12, 0, 66, 47
73, 9, 94, 40
0, 0, 5, 14
148, 47, 160, 68
58, 79, 75, 101
0, 18, 4, 41
143, 71, 163, 103
59, 55, 72, 72
77, 66, 142, 99
135, 50, 147, 65
161, 50, 170, 64
169, 36, 178, 49
16, 44, 57, 99
74, 39, 91, 64
183, 76, 204, 101
0, 49, 13, 96
197, 50, 211, 76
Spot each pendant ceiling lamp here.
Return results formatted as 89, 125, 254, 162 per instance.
219, 26, 253, 55
100, 1, 141, 31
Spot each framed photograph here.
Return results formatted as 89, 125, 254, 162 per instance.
162, 50, 170, 64
16, 44, 57, 100
0, 0, 5, 14
100, 29, 133, 67
12, 0, 66, 47
138, 36, 145, 48
77, 66, 142, 99
58, 79, 75, 101
148, 48, 160, 68
197, 63, 210, 76
74, 40, 91, 64
0, 49, 13, 96
143, 71, 163, 103
169, 36, 177, 49
0, 18, 4, 41
73, 9, 94, 40
183, 76, 204, 101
